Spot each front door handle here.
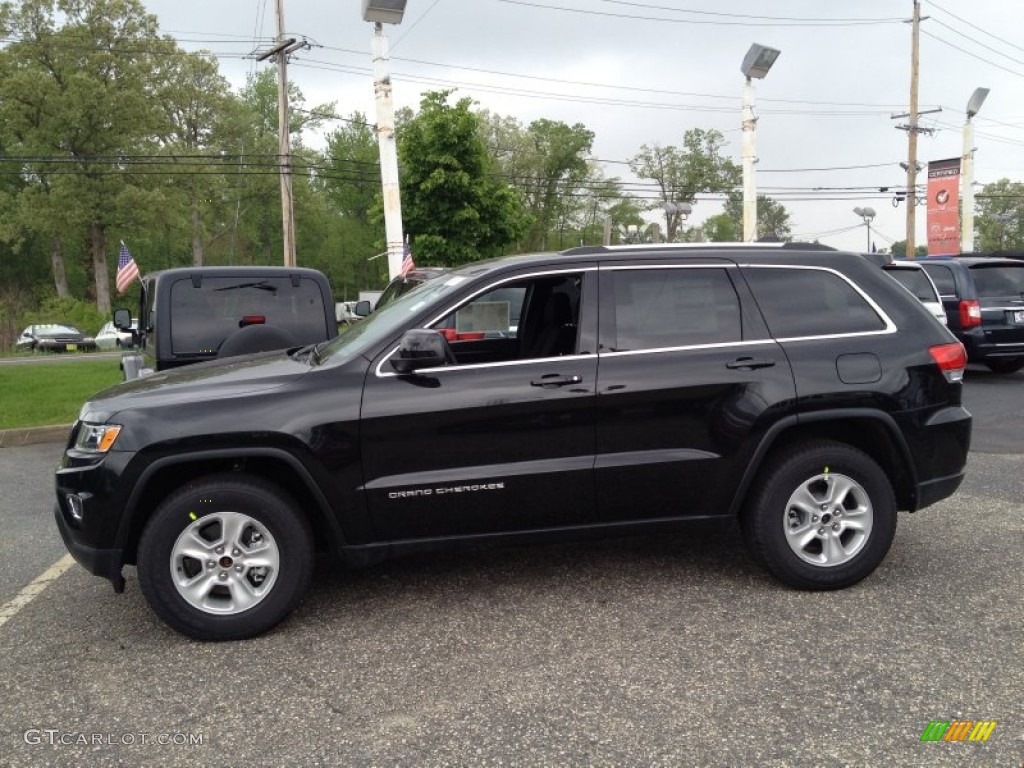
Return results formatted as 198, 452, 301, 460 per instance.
726, 357, 776, 370
531, 374, 582, 388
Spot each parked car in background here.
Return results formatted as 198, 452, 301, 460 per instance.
912, 256, 1024, 373
15, 324, 97, 353
882, 262, 946, 325
95, 320, 137, 349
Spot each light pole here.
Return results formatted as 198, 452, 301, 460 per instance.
853, 206, 876, 252
740, 43, 781, 242
961, 87, 989, 254
363, 0, 407, 280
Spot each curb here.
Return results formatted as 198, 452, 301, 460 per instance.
0, 424, 71, 449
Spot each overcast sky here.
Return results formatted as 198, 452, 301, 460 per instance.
141, 0, 1024, 253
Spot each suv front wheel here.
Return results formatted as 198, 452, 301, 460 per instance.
137, 474, 314, 640
742, 441, 897, 590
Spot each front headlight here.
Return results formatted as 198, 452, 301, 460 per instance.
75, 423, 122, 453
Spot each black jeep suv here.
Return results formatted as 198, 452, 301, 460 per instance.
55, 244, 972, 640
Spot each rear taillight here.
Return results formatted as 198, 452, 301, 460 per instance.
958, 300, 981, 328
240, 315, 266, 326
929, 342, 967, 383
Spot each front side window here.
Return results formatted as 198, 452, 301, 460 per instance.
604, 268, 742, 352
433, 275, 580, 362
745, 267, 886, 338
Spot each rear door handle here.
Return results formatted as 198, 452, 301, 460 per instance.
726, 357, 776, 370
531, 374, 582, 388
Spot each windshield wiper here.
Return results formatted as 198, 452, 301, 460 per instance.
291, 342, 322, 365
213, 281, 277, 293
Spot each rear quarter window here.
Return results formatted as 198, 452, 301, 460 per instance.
919, 263, 956, 296
745, 267, 886, 338
885, 268, 938, 302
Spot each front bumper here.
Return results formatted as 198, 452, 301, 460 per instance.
53, 503, 125, 592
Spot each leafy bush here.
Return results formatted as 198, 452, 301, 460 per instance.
23, 296, 107, 337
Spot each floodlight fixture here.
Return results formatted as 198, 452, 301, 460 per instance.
741, 44, 781, 80
362, 0, 407, 25
966, 87, 989, 118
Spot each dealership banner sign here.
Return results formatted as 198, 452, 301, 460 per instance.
926, 157, 961, 255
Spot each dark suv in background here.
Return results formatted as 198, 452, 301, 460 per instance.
114, 266, 337, 379
57, 243, 971, 640
913, 256, 1024, 373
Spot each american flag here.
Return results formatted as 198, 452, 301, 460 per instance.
400, 236, 414, 278
115, 241, 140, 294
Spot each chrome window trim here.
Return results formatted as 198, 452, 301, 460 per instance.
739, 263, 898, 340
373, 261, 901, 377
599, 339, 777, 358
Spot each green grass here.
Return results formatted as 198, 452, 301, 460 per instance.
0, 359, 123, 429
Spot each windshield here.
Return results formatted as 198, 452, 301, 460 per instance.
318, 273, 474, 364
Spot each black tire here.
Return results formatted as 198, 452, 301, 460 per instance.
741, 440, 896, 590
137, 474, 313, 641
985, 357, 1024, 374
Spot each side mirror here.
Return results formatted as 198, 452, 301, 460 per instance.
354, 300, 372, 317
113, 308, 132, 330
391, 329, 448, 374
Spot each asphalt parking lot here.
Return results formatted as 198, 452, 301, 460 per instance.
0, 369, 1021, 766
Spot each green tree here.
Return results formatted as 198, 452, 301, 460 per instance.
888, 240, 928, 258
975, 178, 1024, 251
0, 0, 174, 314
629, 129, 740, 242
399, 91, 528, 265
480, 113, 594, 250
703, 192, 792, 242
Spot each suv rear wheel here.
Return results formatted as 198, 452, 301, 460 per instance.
984, 357, 1024, 374
742, 441, 897, 590
137, 474, 313, 641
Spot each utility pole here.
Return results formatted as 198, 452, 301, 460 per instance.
892, 1, 939, 258
371, 22, 405, 280
257, 0, 304, 267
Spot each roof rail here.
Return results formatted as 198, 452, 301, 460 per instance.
560, 240, 836, 256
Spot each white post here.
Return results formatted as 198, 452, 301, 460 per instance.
961, 116, 976, 253
371, 23, 404, 280
741, 77, 758, 242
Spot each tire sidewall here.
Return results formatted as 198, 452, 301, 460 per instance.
751, 444, 896, 589
138, 477, 313, 641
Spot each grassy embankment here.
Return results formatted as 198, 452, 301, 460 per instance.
0, 359, 122, 429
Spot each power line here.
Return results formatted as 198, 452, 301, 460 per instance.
594, 0, 904, 24
921, 30, 1024, 78
927, 0, 1024, 56
496, 0, 903, 27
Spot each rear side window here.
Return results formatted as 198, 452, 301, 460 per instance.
605, 268, 741, 351
885, 267, 938, 302
920, 263, 956, 296
745, 267, 886, 338
969, 264, 1024, 298
169, 276, 330, 355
